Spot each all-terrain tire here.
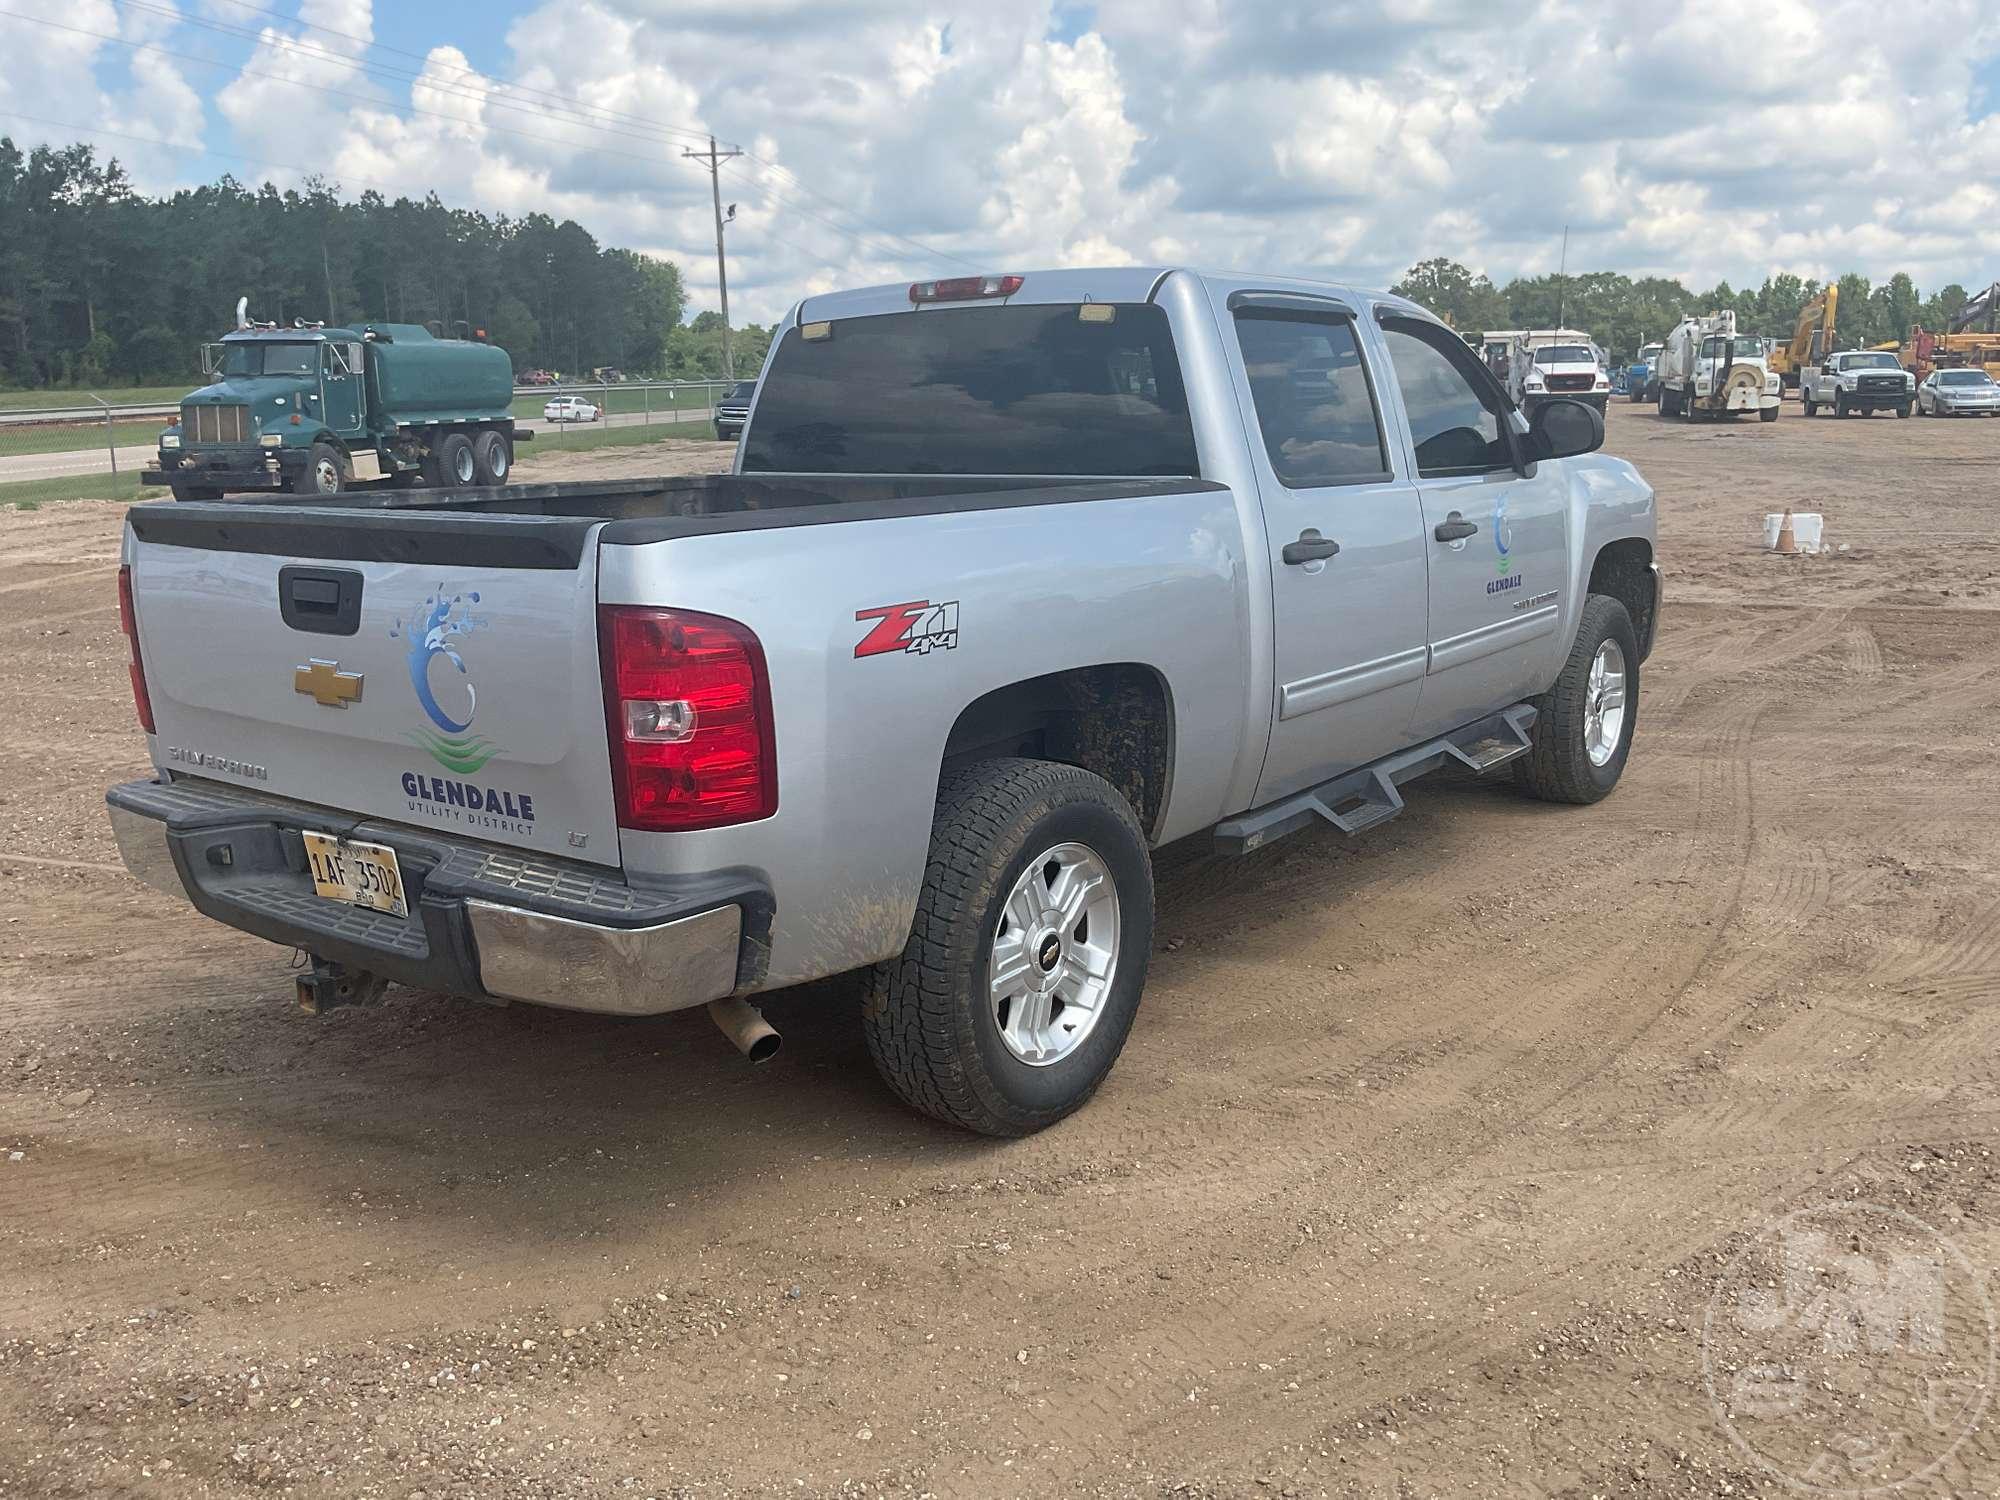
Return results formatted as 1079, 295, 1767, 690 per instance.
861, 758, 1154, 1136
1514, 594, 1640, 805
1896, 402, 1911, 419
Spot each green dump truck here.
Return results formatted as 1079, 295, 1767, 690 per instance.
144, 303, 530, 499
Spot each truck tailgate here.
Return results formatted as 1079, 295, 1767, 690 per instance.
125, 503, 620, 868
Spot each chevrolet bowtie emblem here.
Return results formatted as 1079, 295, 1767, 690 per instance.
294, 658, 364, 708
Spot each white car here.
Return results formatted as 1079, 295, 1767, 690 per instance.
1918, 368, 2000, 417
542, 396, 602, 423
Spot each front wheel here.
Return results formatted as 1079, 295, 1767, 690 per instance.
291, 442, 345, 496
1896, 402, 1911, 419
169, 483, 222, 502
1759, 403, 1779, 423
861, 759, 1154, 1136
1514, 595, 1639, 806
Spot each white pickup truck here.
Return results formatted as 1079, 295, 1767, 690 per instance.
107, 267, 1660, 1135
1801, 349, 1915, 418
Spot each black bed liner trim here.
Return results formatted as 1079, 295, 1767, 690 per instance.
126, 474, 1226, 565
129, 503, 601, 568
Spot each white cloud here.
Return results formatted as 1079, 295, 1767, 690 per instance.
7, 0, 2000, 322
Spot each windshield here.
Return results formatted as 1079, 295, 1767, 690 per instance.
1534, 345, 1593, 364
1842, 353, 1901, 370
1637, 345, 1662, 361
742, 303, 1198, 476
1938, 370, 1994, 386
724, 382, 756, 401
1700, 337, 1762, 360
219, 340, 320, 377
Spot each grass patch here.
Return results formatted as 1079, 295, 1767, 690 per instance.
0, 418, 164, 457
0, 471, 166, 511
525, 419, 722, 456
0, 385, 188, 411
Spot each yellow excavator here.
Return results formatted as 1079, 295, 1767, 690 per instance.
1909, 281, 2000, 382
1771, 286, 1837, 393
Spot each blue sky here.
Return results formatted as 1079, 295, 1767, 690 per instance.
4, 0, 1999, 325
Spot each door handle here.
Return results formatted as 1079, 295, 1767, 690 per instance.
1282, 529, 1342, 565
1433, 512, 1479, 542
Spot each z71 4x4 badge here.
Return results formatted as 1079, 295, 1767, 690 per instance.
854, 599, 960, 658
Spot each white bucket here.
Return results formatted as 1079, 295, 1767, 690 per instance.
1764, 512, 1825, 554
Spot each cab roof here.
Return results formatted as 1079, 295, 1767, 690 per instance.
792, 267, 1435, 329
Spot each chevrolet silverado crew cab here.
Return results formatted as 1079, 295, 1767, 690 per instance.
107, 267, 1660, 1136
1801, 349, 1915, 418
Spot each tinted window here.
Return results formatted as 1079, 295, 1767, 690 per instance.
1534, 345, 1593, 364
741, 303, 1197, 475
1381, 323, 1512, 476
725, 382, 755, 401
1939, 370, 1992, 386
1233, 311, 1387, 486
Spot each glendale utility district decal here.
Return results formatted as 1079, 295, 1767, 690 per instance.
854, 599, 961, 658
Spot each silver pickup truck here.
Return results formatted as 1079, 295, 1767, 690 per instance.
107, 266, 1659, 1135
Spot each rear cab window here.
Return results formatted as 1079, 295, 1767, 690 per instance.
740, 303, 1199, 476
1232, 309, 1390, 487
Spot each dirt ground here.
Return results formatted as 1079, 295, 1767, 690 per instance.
3, 410, 1998, 1498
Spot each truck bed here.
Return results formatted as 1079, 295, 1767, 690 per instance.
135, 473, 1218, 551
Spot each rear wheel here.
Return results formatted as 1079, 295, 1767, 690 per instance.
1803, 393, 1818, 417
438, 432, 477, 487
291, 442, 345, 496
861, 759, 1154, 1136
472, 429, 512, 486
1514, 594, 1638, 806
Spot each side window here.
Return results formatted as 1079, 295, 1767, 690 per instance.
1380, 322, 1513, 477
1233, 311, 1388, 487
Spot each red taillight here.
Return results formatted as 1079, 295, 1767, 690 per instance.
117, 565, 155, 733
599, 606, 775, 832
909, 273, 1024, 304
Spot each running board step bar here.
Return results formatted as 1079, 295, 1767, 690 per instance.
1213, 704, 1538, 857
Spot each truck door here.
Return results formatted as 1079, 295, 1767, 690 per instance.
320, 341, 365, 437
1224, 293, 1431, 806
1375, 315, 1569, 739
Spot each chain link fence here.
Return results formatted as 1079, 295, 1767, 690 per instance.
0, 380, 734, 508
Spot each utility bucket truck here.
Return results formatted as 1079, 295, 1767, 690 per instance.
1658, 312, 1780, 422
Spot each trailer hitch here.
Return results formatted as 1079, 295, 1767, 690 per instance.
294, 954, 389, 1016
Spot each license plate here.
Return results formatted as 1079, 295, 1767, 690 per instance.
302, 831, 407, 918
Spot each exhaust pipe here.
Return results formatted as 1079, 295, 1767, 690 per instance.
708, 997, 781, 1063
235, 295, 250, 331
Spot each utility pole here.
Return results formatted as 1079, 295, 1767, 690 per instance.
683, 135, 744, 379
1556, 224, 1570, 329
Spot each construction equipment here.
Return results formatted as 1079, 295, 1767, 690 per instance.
1659, 310, 1782, 422
1949, 282, 2000, 334
1770, 286, 1837, 393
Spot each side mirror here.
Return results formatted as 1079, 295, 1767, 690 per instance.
1527, 398, 1604, 461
